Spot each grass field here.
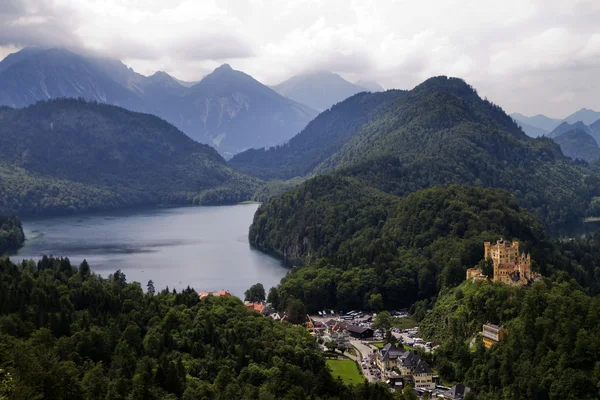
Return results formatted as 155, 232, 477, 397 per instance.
372, 341, 385, 349
326, 359, 364, 386
392, 316, 419, 330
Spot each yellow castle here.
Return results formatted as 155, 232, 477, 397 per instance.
467, 239, 541, 286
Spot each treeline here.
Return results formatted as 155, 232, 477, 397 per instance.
0, 256, 413, 400
0, 215, 24, 254
419, 279, 600, 400
250, 176, 550, 312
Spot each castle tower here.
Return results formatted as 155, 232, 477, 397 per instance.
484, 242, 491, 259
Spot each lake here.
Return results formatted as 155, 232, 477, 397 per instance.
14, 204, 287, 298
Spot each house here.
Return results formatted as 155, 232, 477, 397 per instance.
376, 343, 407, 373
482, 323, 507, 348
245, 302, 265, 313
412, 359, 435, 390
467, 239, 542, 286
399, 351, 423, 376
323, 323, 351, 349
444, 384, 472, 399
198, 289, 232, 299
346, 325, 374, 339
313, 320, 327, 334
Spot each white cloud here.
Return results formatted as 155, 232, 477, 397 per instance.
0, 0, 599, 116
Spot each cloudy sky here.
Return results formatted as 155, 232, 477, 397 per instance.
1, 0, 599, 117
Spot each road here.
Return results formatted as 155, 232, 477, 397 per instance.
351, 339, 381, 383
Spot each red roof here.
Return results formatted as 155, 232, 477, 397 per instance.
199, 290, 232, 299
245, 302, 265, 313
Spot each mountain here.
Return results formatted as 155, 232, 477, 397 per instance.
590, 119, 600, 144
0, 48, 317, 156
175, 64, 317, 156
0, 99, 257, 217
564, 108, 600, 125
234, 76, 600, 232
229, 90, 404, 180
512, 119, 549, 137
0, 48, 144, 112
271, 71, 374, 111
549, 122, 600, 162
510, 112, 561, 132
552, 129, 600, 162
355, 79, 384, 92
548, 121, 591, 138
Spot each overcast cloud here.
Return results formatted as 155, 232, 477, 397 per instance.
0, 0, 599, 117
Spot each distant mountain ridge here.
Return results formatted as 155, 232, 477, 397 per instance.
512, 109, 600, 137
549, 122, 600, 162
0, 99, 257, 216
0, 47, 317, 156
271, 71, 382, 112
232, 76, 600, 232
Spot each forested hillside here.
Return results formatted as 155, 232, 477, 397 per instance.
0, 256, 407, 400
419, 279, 600, 400
251, 177, 550, 312
235, 76, 600, 232
0, 99, 258, 216
0, 215, 24, 254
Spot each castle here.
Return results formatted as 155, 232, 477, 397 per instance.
467, 239, 541, 286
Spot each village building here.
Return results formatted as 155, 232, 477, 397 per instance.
466, 239, 541, 286
443, 384, 473, 399
198, 289, 232, 299
345, 325, 374, 339
376, 343, 406, 373
323, 322, 351, 349
482, 323, 507, 348
245, 302, 265, 313
412, 359, 435, 390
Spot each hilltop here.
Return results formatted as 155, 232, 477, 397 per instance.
0, 99, 258, 216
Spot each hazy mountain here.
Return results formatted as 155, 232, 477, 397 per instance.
590, 119, 600, 144
514, 119, 550, 137
0, 48, 144, 112
355, 79, 384, 92
232, 76, 595, 231
271, 71, 374, 111
0, 47, 317, 156
510, 112, 562, 132
551, 127, 600, 162
0, 99, 257, 216
548, 121, 591, 138
564, 108, 600, 125
229, 90, 403, 180
175, 64, 317, 156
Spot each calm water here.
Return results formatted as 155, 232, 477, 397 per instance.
14, 204, 287, 297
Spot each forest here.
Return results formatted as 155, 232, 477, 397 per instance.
0, 256, 426, 400
418, 278, 600, 400
0, 99, 258, 217
0, 216, 24, 254
250, 176, 600, 313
